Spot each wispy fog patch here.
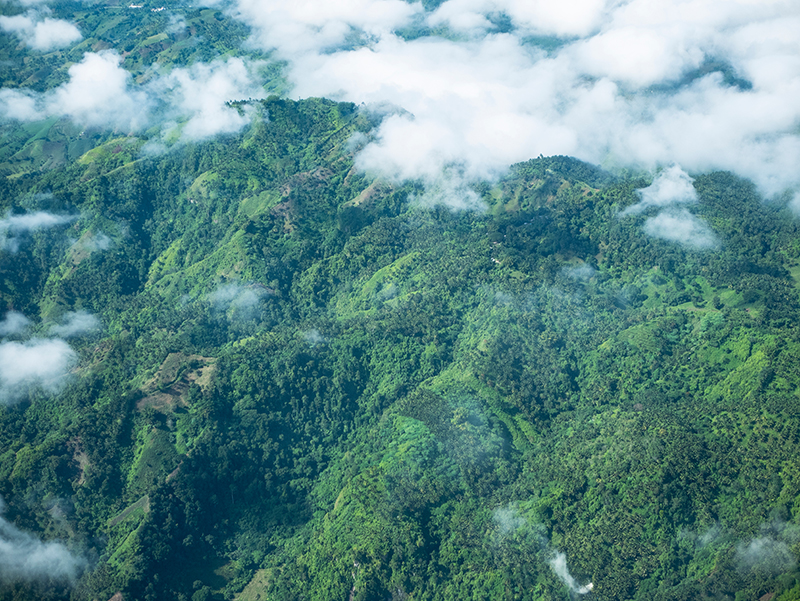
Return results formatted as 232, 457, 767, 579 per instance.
71, 230, 112, 253
49, 311, 100, 338
736, 537, 795, 574
0, 496, 84, 584
230, 0, 800, 207
208, 283, 267, 320
697, 523, 723, 548
490, 502, 592, 593
377, 282, 398, 302
562, 263, 596, 281
346, 131, 369, 154
0, 211, 76, 252
679, 520, 799, 578
790, 192, 800, 216
0, 311, 30, 337
167, 14, 187, 35
407, 170, 484, 211
492, 503, 527, 536
492, 290, 513, 306
643, 209, 718, 249
620, 165, 698, 216
549, 551, 594, 595
0, 339, 76, 405
0, 11, 82, 51
302, 328, 326, 347
736, 520, 800, 574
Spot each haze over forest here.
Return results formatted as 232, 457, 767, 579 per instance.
1, 0, 800, 600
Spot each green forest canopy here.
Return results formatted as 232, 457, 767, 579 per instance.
1, 95, 800, 601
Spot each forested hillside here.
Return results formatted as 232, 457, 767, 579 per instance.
0, 95, 800, 601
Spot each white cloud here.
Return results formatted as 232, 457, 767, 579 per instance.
563, 263, 596, 281
488, 502, 593, 593
568, 24, 706, 87
208, 283, 268, 320
549, 551, 593, 595
0, 211, 76, 253
408, 168, 485, 210
0, 89, 43, 121
0, 496, 84, 583
49, 311, 101, 338
28, 17, 82, 51
48, 51, 150, 131
0, 312, 30, 337
501, 0, 615, 38
227, 0, 800, 207
736, 536, 796, 574
0, 339, 77, 405
0, 11, 81, 51
0, 52, 265, 141
492, 503, 526, 536
621, 165, 698, 216
642, 208, 718, 249
0, 211, 75, 232
167, 14, 187, 35
302, 328, 326, 346
72, 231, 112, 253
1, 0, 797, 210
233, 0, 423, 55
157, 58, 266, 140
0, 88, 44, 121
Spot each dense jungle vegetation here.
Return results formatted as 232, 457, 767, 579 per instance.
1, 94, 800, 601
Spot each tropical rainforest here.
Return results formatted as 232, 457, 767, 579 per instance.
2, 2, 800, 601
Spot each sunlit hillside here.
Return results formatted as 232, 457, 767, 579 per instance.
2, 2, 800, 601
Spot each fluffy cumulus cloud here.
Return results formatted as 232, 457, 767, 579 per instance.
228, 0, 800, 205
2, 0, 797, 208
0, 339, 77, 405
0, 51, 145, 128
0, 11, 81, 51
50, 51, 150, 130
0, 496, 84, 583
0, 210, 76, 252
0, 52, 264, 140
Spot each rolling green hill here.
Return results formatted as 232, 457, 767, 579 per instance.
2, 96, 800, 601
